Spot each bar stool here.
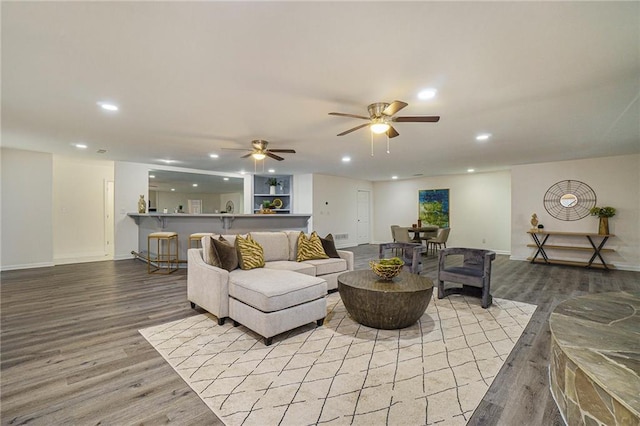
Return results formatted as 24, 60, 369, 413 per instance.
147, 231, 179, 274
189, 232, 214, 249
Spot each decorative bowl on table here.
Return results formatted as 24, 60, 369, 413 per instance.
369, 257, 404, 280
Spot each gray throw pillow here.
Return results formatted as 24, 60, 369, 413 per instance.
321, 233, 341, 258
212, 237, 238, 272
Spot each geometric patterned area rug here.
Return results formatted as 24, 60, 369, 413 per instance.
140, 291, 536, 426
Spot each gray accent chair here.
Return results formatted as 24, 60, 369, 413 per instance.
437, 247, 496, 308
379, 242, 426, 274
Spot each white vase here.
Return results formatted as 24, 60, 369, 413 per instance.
269, 186, 276, 195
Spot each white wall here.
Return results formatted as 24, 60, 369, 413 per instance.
156, 191, 222, 213
52, 156, 114, 264
312, 174, 373, 248
373, 171, 512, 254
220, 192, 243, 214
511, 154, 640, 270
114, 161, 149, 260
1, 148, 54, 270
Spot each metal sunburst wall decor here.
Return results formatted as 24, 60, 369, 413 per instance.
543, 180, 596, 221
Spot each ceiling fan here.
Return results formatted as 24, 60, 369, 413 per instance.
329, 100, 440, 138
225, 140, 296, 161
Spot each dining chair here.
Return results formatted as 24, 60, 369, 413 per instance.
390, 225, 401, 255
394, 227, 412, 244
426, 227, 450, 255
390, 225, 400, 242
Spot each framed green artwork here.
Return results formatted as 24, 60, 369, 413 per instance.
419, 189, 449, 227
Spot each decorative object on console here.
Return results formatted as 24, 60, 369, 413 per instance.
271, 198, 283, 209
590, 206, 616, 235
544, 180, 596, 221
138, 195, 146, 213
419, 188, 450, 227
266, 177, 282, 195
530, 213, 538, 229
369, 257, 404, 280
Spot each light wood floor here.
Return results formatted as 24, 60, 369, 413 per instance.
1, 246, 638, 425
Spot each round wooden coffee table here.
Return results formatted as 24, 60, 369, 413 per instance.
337, 269, 434, 329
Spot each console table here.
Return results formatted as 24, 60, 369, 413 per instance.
526, 230, 615, 270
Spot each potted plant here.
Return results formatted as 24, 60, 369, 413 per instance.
266, 177, 282, 195
589, 206, 616, 235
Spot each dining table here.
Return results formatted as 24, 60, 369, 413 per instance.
408, 225, 439, 243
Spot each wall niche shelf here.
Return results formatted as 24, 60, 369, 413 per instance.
253, 174, 292, 214
526, 230, 615, 270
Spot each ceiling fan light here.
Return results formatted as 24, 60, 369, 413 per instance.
371, 123, 390, 134
252, 152, 266, 160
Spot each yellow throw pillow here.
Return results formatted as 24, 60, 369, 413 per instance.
235, 233, 265, 270
297, 231, 329, 262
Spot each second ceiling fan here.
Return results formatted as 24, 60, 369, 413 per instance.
227, 139, 296, 161
329, 100, 440, 138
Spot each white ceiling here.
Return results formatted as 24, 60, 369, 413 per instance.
2, 2, 639, 181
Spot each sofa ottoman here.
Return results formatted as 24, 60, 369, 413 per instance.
228, 268, 327, 345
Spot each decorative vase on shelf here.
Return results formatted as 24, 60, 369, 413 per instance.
138, 195, 146, 214
598, 217, 609, 235
269, 185, 276, 195
530, 213, 538, 230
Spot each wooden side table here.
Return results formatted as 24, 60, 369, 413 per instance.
526, 230, 615, 270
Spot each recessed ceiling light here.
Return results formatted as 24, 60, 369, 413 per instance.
418, 89, 437, 100
223, 177, 229, 181
149, 175, 155, 178
476, 133, 491, 141
392, 176, 398, 180
239, 171, 246, 175
268, 169, 275, 173
467, 168, 475, 173
209, 153, 219, 159
73, 143, 88, 149
342, 156, 351, 162
192, 183, 198, 187
171, 188, 175, 191
159, 159, 176, 164
97, 102, 119, 112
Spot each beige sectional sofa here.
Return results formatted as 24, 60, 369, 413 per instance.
187, 231, 354, 345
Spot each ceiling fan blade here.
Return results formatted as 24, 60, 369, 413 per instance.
268, 149, 296, 153
337, 123, 370, 136
266, 152, 284, 161
222, 147, 251, 151
382, 101, 408, 116
329, 112, 370, 120
387, 126, 400, 138
393, 116, 440, 122
241, 153, 253, 158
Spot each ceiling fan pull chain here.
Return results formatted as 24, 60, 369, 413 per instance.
387, 134, 390, 154
371, 132, 374, 156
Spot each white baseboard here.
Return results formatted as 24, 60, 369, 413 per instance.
1, 261, 55, 271
54, 253, 112, 265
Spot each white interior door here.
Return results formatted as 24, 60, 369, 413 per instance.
357, 190, 370, 245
